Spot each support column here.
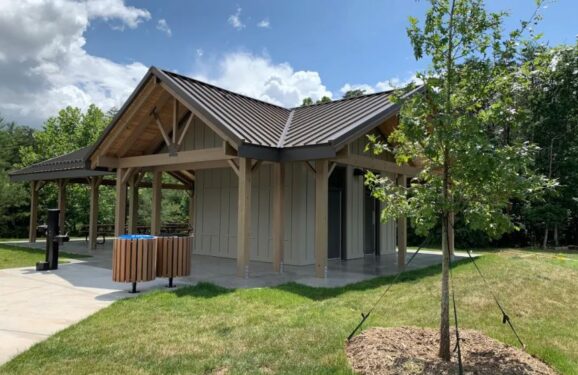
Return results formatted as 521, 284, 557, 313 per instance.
237, 158, 252, 278
272, 162, 284, 272
28, 181, 39, 243
187, 189, 195, 232
396, 174, 407, 269
114, 169, 127, 237
128, 172, 140, 234
315, 160, 329, 278
88, 177, 102, 250
151, 170, 162, 235
57, 179, 67, 232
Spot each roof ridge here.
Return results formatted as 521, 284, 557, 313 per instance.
160, 69, 291, 112
291, 89, 395, 110
277, 109, 294, 148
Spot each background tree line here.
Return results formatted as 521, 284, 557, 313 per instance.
0, 41, 576, 247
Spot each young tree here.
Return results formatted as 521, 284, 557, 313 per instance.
366, 0, 554, 360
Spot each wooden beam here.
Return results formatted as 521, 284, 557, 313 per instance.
114, 169, 127, 237
153, 109, 172, 149
251, 160, 262, 172
88, 176, 102, 250
315, 160, 329, 278
57, 179, 67, 232
304, 161, 317, 174
396, 174, 407, 270
328, 162, 337, 177
117, 89, 173, 158
93, 155, 118, 168
95, 78, 156, 158
152, 159, 230, 173
121, 167, 135, 185
128, 172, 140, 233
236, 158, 252, 278
151, 170, 162, 235
172, 98, 178, 144
223, 141, 238, 156
272, 163, 284, 272
228, 159, 239, 176
334, 153, 420, 177
118, 147, 232, 169
28, 181, 39, 243
177, 113, 194, 148
188, 189, 195, 234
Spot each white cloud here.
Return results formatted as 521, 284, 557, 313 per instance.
340, 74, 422, 98
196, 49, 204, 58
0, 0, 150, 127
228, 7, 245, 30
192, 52, 333, 108
156, 19, 172, 36
257, 18, 270, 28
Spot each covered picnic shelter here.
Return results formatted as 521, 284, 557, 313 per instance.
10, 67, 421, 278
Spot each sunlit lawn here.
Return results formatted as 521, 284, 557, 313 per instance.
1, 249, 577, 374
0, 243, 87, 270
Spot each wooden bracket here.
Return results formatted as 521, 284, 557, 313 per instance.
251, 160, 262, 172
304, 161, 317, 174
152, 109, 177, 156
228, 159, 239, 176
177, 113, 194, 149
328, 162, 337, 177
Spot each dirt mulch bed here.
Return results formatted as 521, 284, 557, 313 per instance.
346, 327, 556, 375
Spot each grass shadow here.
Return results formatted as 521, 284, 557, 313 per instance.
173, 281, 234, 299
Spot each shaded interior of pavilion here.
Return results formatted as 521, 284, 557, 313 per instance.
9, 146, 195, 250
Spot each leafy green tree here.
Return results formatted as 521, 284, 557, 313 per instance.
19, 105, 114, 233
316, 96, 332, 104
520, 42, 578, 247
343, 89, 366, 99
301, 97, 314, 106
0, 117, 35, 237
365, 0, 553, 359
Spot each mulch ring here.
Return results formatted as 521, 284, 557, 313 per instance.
346, 326, 556, 375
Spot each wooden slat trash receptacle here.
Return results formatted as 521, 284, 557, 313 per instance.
155, 236, 192, 287
113, 235, 156, 293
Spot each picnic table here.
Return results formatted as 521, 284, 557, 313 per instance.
80, 223, 193, 245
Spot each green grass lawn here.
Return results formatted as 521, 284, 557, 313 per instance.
0, 243, 87, 269
1, 249, 577, 375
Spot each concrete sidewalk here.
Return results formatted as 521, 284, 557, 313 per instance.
0, 262, 168, 365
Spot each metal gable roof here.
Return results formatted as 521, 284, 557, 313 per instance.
9, 147, 111, 182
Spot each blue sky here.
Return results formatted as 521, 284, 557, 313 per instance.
1, 0, 576, 127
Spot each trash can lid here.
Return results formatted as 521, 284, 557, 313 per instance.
118, 234, 155, 240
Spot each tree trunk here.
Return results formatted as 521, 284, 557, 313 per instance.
439, 212, 451, 360
554, 225, 559, 247
542, 227, 549, 249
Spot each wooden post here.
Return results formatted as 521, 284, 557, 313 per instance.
237, 157, 252, 278
151, 170, 162, 235
28, 181, 39, 243
88, 177, 102, 250
187, 189, 195, 232
315, 160, 329, 278
128, 172, 140, 234
114, 169, 127, 237
57, 179, 67, 232
272, 163, 284, 272
397, 174, 407, 269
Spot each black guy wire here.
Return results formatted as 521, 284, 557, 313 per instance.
464, 248, 526, 349
449, 254, 464, 375
347, 232, 434, 342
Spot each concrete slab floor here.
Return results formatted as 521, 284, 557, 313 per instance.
0, 239, 472, 364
